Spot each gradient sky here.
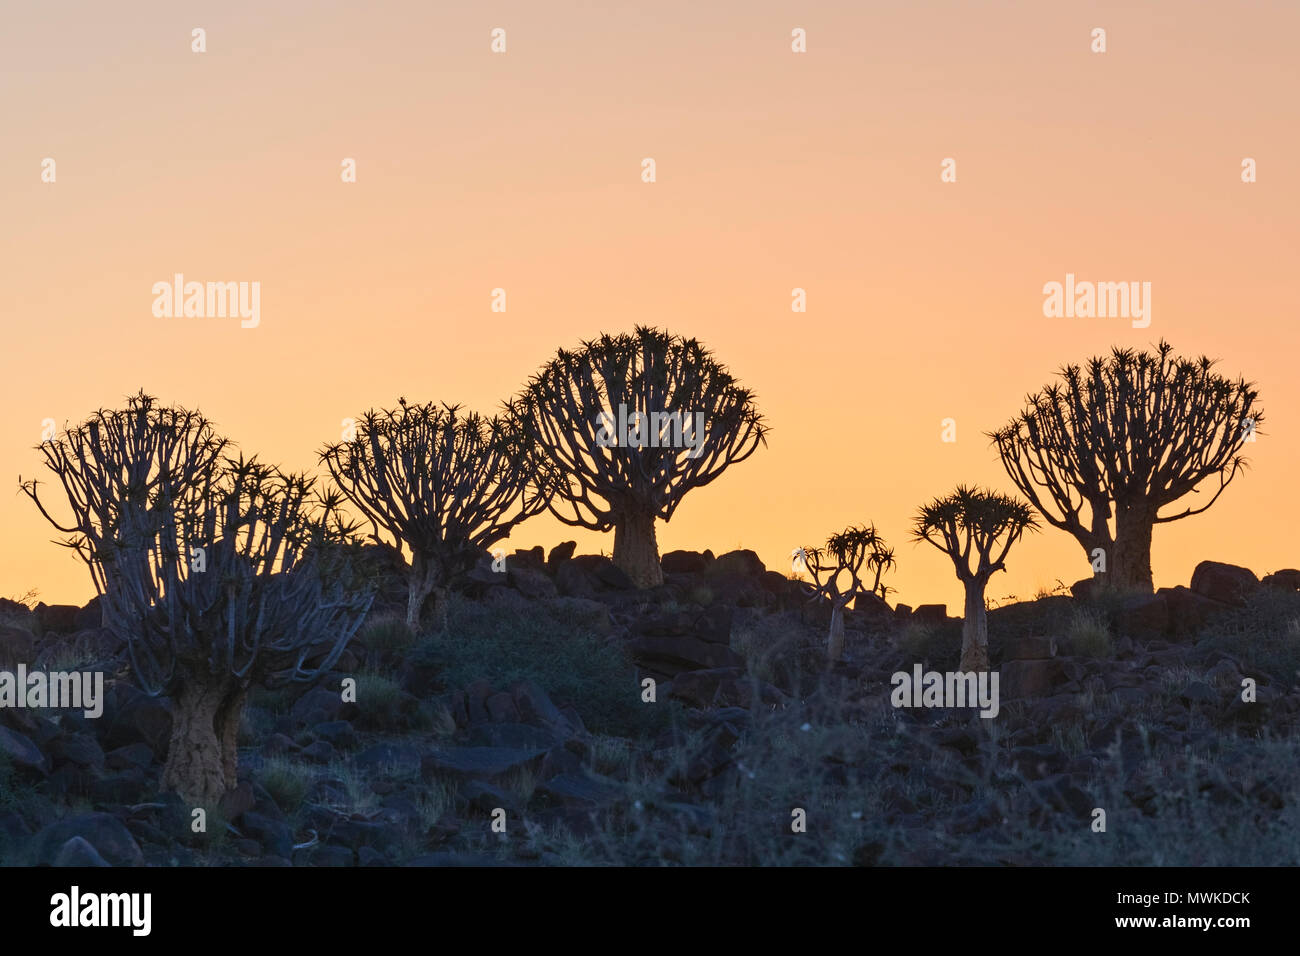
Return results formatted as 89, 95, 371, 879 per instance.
3, 1, 1297, 613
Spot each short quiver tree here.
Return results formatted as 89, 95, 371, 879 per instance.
20, 390, 228, 623
100, 455, 373, 805
913, 486, 1037, 672
511, 326, 768, 588
321, 400, 551, 630
797, 524, 895, 662
990, 341, 1261, 592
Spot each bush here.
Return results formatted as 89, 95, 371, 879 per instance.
1199, 589, 1300, 684
409, 595, 668, 738
1067, 606, 1113, 659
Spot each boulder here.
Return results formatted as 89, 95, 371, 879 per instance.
546, 541, 577, 571
1112, 592, 1169, 639
629, 634, 743, 674
554, 561, 596, 598
1261, 569, 1300, 591
52, 836, 111, 867
1159, 586, 1226, 638
662, 550, 711, 574
912, 604, 947, 626
0, 726, 47, 772
421, 746, 548, 781
1000, 659, 1065, 699
570, 555, 634, 590
507, 565, 557, 600
33, 813, 144, 866
1190, 561, 1259, 607
1069, 577, 1097, 601
510, 546, 546, 571
708, 550, 766, 579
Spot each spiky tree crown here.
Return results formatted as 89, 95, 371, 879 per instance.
320, 399, 552, 572
511, 326, 768, 529
913, 486, 1037, 581
101, 454, 373, 695
799, 524, 896, 602
989, 340, 1262, 535
20, 390, 228, 593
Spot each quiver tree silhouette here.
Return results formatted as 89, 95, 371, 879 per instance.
990, 341, 1261, 593
511, 326, 768, 588
797, 525, 895, 662
19, 391, 228, 624
913, 486, 1037, 672
320, 400, 552, 630
100, 455, 373, 806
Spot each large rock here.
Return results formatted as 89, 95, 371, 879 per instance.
34, 813, 144, 866
629, 634, 743, 674
554, 561, 596, 598
912, 604, 947, 626
507, 565, 557, 600
546, 541, 577, 571
421, 746, 548, 781
661, 550, 711, 574
708, 550, 766, 579
1190, 561, 1259, 607
1158, 586, 1226, 638
570, 555, 634, 590
1001, 659, 1065, 699
1113, 592, 1169, 639
52, 836, 111, 867
0, 726, 48, 772
1261, 569, 1300, 591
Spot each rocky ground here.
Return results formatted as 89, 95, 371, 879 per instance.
2, 547, 1298, 866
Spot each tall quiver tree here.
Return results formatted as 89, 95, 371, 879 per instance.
20, 391, 229, 624
798, 525, 895, 662
512, 327, 769, 588
101, 455, 373, 805
321, 400, 552, 630
913, 487, 1037, 672
990, 341, 1262, 592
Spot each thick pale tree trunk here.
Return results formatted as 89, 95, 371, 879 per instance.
1110, 506, 1155, 593
613, 508, 663, 588
162, 679, 245, 806
960, 577, 990, 672
827, 600, 848, 662
406, 552, 440, 630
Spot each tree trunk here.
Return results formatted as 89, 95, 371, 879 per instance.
406, 552, 439, 630
613, 508, 663, 588
1110, 505, 1155, 592
827, 600, 847, 663
960, 578, 990, 672
216, 685, 247, 787
162, 679, 243, 806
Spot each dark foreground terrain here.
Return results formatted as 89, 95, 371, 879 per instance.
2, 547, 1298, 866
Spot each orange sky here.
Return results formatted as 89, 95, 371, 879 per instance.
3, 1, 1298, 613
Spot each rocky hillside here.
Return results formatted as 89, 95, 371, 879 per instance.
2, 547, 1298, 866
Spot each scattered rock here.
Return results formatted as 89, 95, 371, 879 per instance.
1190, 561, 1259, 607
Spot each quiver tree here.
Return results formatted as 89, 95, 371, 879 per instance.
913, 486, 1037, 672
20, 391, 228, 623
511, 326, 769, 588
990, 341, 1262, 592
100, 455, 373, 805
320, 400, 552, 630
797, 525, 895, 662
